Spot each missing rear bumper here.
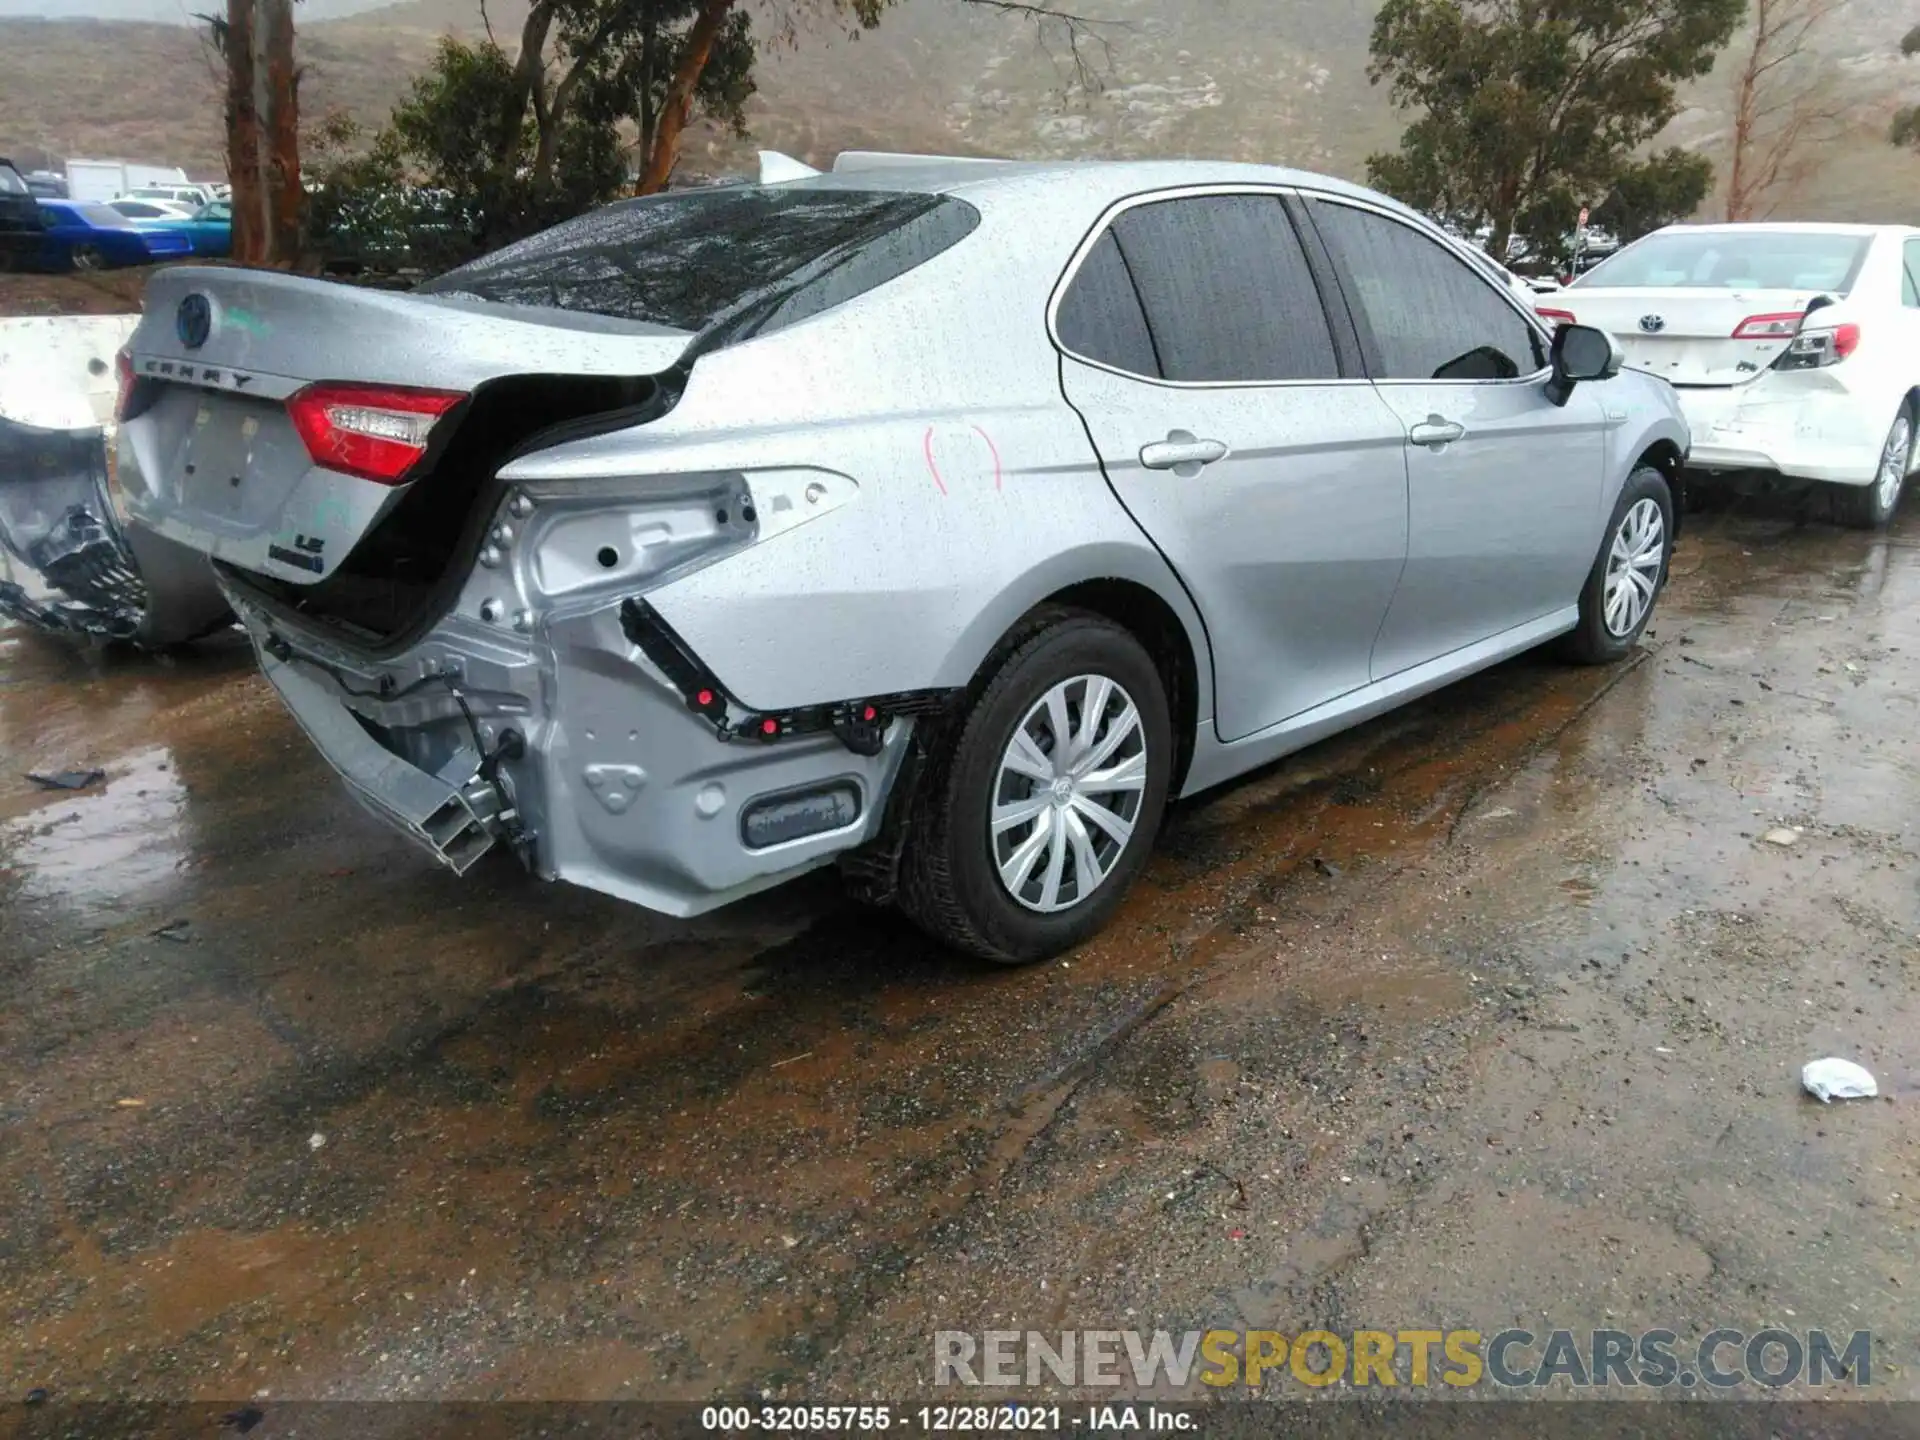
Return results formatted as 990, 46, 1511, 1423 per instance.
259, 651, 504, 874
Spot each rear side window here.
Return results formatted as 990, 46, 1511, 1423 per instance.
418, 187, 980, 337
1054, 230, 1161, 377
1308, 200, 1544, 382
1904, 239, 1920, 308
1101, 194, 1339, 383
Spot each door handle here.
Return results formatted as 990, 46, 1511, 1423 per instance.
1140, 431, 1230, 475
1408, 415, 1467, 450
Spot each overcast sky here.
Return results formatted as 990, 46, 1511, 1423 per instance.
0, 0, 393, 19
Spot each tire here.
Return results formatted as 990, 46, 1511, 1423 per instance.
1831, 403, 1913, 531
897, 606, 1173, 965
1562, 465, 1674, 665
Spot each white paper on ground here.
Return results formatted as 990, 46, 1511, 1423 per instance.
1801, 1058, 1878, 1103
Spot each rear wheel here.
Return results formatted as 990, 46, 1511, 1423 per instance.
69, 244, 104, 273
1562, 466, 1673, 665
1831, 404, 1912, 531
897, 608, 1172, 964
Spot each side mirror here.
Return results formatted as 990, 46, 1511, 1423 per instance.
1544, 322, 1620, 406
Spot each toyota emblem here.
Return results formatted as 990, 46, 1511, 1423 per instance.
1638, 314, 1666, 334
176, 293, 213, 350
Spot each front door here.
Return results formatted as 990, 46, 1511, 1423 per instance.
1053, 191, 1411, 742
1304, 197, 1610, 679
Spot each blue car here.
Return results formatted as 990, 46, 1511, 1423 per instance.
35, 199, 192, 271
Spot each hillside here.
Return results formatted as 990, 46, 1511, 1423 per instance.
3, 0, 1920, 223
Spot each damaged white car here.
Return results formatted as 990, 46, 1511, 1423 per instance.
1541, 222, 1920, 528
0, 315, 231, 643
115, 154, 1689, 961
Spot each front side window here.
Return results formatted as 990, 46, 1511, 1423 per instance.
1308, 200, 1544, 382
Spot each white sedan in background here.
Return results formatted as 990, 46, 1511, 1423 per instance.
106, 197, 195, 222
1538, 222, 1920, 528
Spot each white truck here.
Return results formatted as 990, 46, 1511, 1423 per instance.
64, 160, 200, 206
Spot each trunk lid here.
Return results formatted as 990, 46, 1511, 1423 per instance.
1546, 287, 1823, 387
119, 266, 694, 584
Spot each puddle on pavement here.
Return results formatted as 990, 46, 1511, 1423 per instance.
1, 746, 187, 910
3, 500, 1918, 1398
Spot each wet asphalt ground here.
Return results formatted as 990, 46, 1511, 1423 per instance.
1, 491, 1916, 1412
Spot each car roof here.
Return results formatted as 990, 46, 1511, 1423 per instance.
772, 155, 1422, 223
1648, 221, 1918, 238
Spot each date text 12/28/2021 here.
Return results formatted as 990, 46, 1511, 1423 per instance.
700, 1405, 1196, 1432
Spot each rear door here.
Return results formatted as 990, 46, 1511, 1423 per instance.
1054, 189, 1411, 742
1303, 196, 1607, 679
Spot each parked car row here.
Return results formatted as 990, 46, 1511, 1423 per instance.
6, 153, 1913, 963
0, 157, 232, 271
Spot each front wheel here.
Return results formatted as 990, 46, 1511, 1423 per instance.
1831, 404, 1912, 531
68, 243, 104, 273
1562, 466, 1674, 665
897, 608, 1173, 964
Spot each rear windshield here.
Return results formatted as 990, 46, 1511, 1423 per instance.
417, 186, 980, 335
1574, 230, 1871, 294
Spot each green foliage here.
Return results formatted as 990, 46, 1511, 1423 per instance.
1364, 0, 1742, 258
309, 0, 766, 264
1896, 23, 1920, 150
1590, 146, 1716, 242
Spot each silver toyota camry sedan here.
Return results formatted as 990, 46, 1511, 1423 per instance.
114, 153, 1689, 962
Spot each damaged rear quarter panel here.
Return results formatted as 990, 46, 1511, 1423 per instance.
494, 185, 1213, 722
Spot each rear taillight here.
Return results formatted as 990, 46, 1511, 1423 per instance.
286, 382, 465, 485
1773, 323, 1861, 371
1732, 312, 1803, 340
1536, 307, 1576, 326
114, 348, 135, 421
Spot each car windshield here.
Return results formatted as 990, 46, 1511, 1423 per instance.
1573, 230, 1871, 293
416, 186, 979, 332
0, 165, 28, 196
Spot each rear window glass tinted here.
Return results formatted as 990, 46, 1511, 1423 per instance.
1055, 230, 1161, 377
1107, 194, 1339, 383
418, 187, 979, 335
1574, 230, 1870, 294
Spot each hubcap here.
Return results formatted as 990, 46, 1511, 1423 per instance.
1877, 415, 1911, 512
991, 674, 1148, 914
1603, 497, 1665, 639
